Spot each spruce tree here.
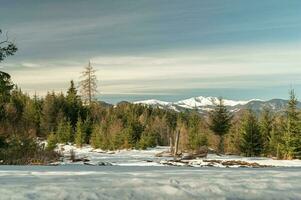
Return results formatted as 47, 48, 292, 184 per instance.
90, 124, 102, 149
56, 119, 72, 144
46, 132, 57, 151
259, 107, 274, 155
209, 98, 233, 153
188, 111, 207, 150
282, 90, 300, 159
66, 80, 81, 129
75, 119, 85, 147
0, 72, 14, 121
240, 110, 262, 157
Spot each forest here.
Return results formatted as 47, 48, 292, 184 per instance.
0, 29, 301, 165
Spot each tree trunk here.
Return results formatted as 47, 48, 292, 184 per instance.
174, 130, 180, 159
218, 135, 224, 154
169, 136, 173, 153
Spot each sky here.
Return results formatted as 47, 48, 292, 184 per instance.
0, 0, 301, 103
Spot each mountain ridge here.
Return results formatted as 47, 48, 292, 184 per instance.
134, 96, 300, 114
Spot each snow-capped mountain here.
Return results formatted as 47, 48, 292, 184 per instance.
134, 96, 299, 114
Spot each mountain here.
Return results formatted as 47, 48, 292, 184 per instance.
134, 96, 300, 114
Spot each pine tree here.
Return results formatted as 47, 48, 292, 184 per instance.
0, 71, 14, 121
259, 107, 274, 155
165, 112, 177, 152
56, 119, 72, 144
75, 118, 85, 147
187, 111, 207, 150
66, 80, 81, 128
46, 132, 57, 151
209, 98, 233, 153
240, 110, 262, 157
79, 61, 97, 105
282, 90, 300, 159
90, 124, 102, 149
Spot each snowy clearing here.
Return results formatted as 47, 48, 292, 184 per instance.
55, 144, 301, 168
1, 146, 301, 199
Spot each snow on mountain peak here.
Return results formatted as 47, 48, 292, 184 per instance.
134, 97, 258, 107
134, 99, 170, 106
175, 96, 251, 108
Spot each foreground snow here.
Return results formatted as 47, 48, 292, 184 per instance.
0, 165, 300, 200
56, 144, 301, 168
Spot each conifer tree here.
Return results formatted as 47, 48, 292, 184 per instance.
0, 72, 14, 121
56, 119, 72, 144
90, 124, 102, 149
66, 80, 81, 128
75, 118, 85, 147
282, 90, 300, 159
240, 110, 262, 157
188, 111, 206, 150
79, 61, 97, 105
46, 132, 57, 151
259, 107, 274, 155
209, 98, 233, 153
165, 112, 177, 152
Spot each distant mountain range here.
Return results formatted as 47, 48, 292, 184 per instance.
134, 96, 301, 114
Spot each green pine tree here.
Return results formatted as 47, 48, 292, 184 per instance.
281, 90, 300, 159
56, 119, 72, 144
209, 98, 233, 153
90, 124, 102, 149
259, 107, 274, 155
240, 110, 262, 157
66, 80, 81, 129
46, 132, 57, 151
188, 111, 207, 150
75, 119, 85, 147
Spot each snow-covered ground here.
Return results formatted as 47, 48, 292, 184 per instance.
56, 144, 301, 168
1, 145, 301, 199
0, 165, 301, 200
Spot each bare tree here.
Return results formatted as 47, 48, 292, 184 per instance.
0, 29, 17, 63
79, 61, 98, 105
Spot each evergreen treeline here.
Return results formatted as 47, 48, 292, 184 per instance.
1, 72, 301, 161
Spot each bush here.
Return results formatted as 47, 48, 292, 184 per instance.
46, 132, 57, 151
0, 136, 60, 165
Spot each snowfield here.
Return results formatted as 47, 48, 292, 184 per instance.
0, 166, 301, 200
56, 144, 301, 168
1, 146, 301, 200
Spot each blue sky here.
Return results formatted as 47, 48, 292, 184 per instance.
1, 0, 301, 103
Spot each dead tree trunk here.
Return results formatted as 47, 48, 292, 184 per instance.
169, 136, 173, 153
174, 130, 180, 159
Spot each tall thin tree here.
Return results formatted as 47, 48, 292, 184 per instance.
79, 61, 98, 105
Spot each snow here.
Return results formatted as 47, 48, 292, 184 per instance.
56, 144, 301, 168
134, 99, 170, 106
0, 165, 301, 200
175, 96, 256, 107
134, 96, 263, 111
1, 146, 301, 199
56, 144, 168, 166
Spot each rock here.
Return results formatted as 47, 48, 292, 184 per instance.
97, 161, 112, 166
155, 151, 173, 157
72, 157, 90, 162
84, 161, 112, 166
202, 159, 272, 168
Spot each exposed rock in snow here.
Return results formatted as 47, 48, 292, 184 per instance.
54, 144, 301, 168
